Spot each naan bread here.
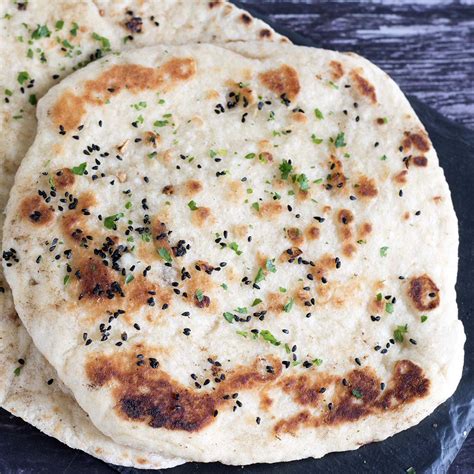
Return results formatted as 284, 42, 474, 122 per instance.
3, 42, 464, 465
0, 0, 282, 468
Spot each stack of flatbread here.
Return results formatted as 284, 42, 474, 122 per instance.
0, 0, 465, 469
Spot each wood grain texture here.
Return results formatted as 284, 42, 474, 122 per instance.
237, 1, 473, 472
238, 0, 474, 129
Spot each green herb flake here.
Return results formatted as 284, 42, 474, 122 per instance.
92, 32, 111, 51
223, 312, 234, 323
157, 247, 172, 263
314, 108, 324, 120
17, 71, 30, 84
357, 239, 366, 244
188, 200, 198, 211
406, 468, 416, 474
334, 132, 346, 148
71, 162, 87, 175
295, 173, 309, 191
394, 324, 408, 342
4, 89, 13, 97
279, 159, 293, 180
63, 274, 70, 286
251, 298, 262, 307
221, 283, 228, 290
55, 20, 64, 31
31, 24, 51, 40
266, 258, 276, 273
279, 287, 287, 293
14, 367, 22, 376
260, 330, 281, 346
125, 201, 132, 210
313, 358, 323, 366
70, 22, 79, 37
254, 268, 265, 284
229, 242, 242, 256
352, 389, 363, 399
284, 343, 291, 354
28, 94, 37, 105
376, 292, 383, 301
283, 298, 294, 313
380, 246, 389, 257
421, 315, 428, 323
125, 274, 134, 284
245, 153, 256, 159
380, 154, 388, 161
328, 80, 339, 90
195, 289, 204, 302
311, 134, 323, 144
251, 202, 260, 212
27, 48, 33, 58
103, 213, 124, 230
236, 330, 248, 338
385, 302, 395, 314
235, 307, 247, 314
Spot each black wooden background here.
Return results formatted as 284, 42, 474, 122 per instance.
237, 1, 473, 472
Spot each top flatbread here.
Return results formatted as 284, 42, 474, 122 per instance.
3, 41, 464, 465
0, 0, 282, 468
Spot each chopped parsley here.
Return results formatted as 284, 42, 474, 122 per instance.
223, 312, 234, 323
385, 303, 394, 314
228, 242, 242, 256
195, 289, 204, 302
283, 298, 294, 313
103, 213, 124, 230
70, 22, 79, 37
31, 24, 51, 40
380, 246, 389, 257
188, 200, 198, 211
394, 324, 408, 342
260, 330, 280, 346
17, 71, 29, 85
92, 32, 111, 51
125, 274, 134, 284
63, 275, 70, 286
245, 153, 255, 159
279, 159, 293, 180
421, 315, 428, 323
314, 108, 324, 120
71, 162, 87, 175
311, 134, 323, 144
55, 20, 64, 31
313, 358, 323, 366
254, 268, 265, 284
266, 259, 276, 273
251, 202, 260, 212
334, 132, 346, 148
352, 389, 363, 399
157, 247, 172, 263
251, 298, 262, 306
28, 94, 37, 105
380, 154, 388, 161
14, 366, 23, 376
294, 173, 309, 191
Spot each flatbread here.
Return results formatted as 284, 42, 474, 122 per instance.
3, 42, 464, 465
0, 0, 282, 468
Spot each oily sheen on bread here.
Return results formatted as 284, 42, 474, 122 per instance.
0, 0, 283, 468
3, 42, 464, 465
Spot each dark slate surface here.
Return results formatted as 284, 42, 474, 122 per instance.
0, 1, 472, 473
